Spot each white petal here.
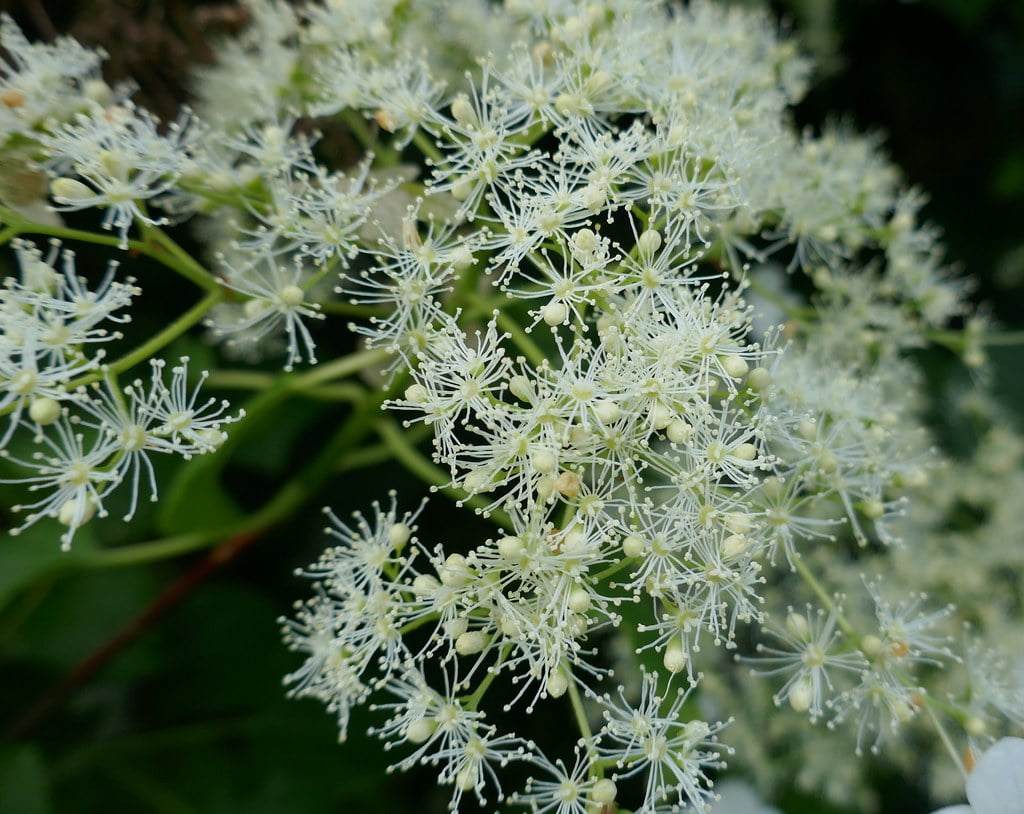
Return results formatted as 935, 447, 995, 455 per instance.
930, 807, 973, 814
966, 737, 1024, 814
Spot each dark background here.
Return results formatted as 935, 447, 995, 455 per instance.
0, 1, 1021, 812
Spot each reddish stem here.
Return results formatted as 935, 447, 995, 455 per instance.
4, 528, 261, 740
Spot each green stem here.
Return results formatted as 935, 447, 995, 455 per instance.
567, 678, 594, 743
375, 418, 514, 530
141, 224, 220, 293
83, 381, 397, 570
65, 289, 224, 389
925, 702, 968, 780
464, 644, 512, 710
80, 531, 219, 569
0, 206, 148, 251
927, 328, 1024, 348
204, 370, 276, 390
0, 224, 20, 246
467, 293, 548, 368
302, 383, 365, 402
318, 300, 391, 318
412, 129, 443, 164
790, 554, 859, 644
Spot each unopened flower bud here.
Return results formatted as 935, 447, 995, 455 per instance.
623, 535, 646, 558
666, 419, 692, 444
497, 535, 524, 560
747, 367, 771, 390
508, 375, 533, 402
721, 534, 748, 559
733, 443, 758, 461
29, 397, 62, 425
861, 634, 883, 658
638, 229, 662, 255
568, 588, 591, 613
50, 177, 93, 202
592, 778, 617, 805
412, 574, 440, 596
721, 354, 749, 379
594, 399, 619, 423
455, 630, 487, 656
388, 522, 411, 549
786, 612, 811, 640
798, 420, 817, 441
788, 676, 813, 712
542, 300, 568, 326
58, 497, 95, 528
404, 383, 428, 404
405, 718, 436, 744
651, 403, 673, 431
440, 553, 472, 587
546, 670, 569, 698
531, 448, 557, 474
554, 470, 580, 498
663, 641, 687, 673
450, 94, 476, 127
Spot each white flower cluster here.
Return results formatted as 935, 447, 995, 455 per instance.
0, 0, 1019, 811
0, 240, 241, 547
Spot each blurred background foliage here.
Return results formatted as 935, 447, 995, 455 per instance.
0, 1, 1021, 812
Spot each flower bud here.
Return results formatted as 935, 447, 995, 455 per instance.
412, 574, 440, 596
733, 443, 758, 461
508, 375, 533, 403
663, 641, 687, 673
50, 177, 93, 202
440, 553, 472, 587
542, 300, 568, 326
785, 611, 810, 640
592, 778, 617, 805
568, 588, 592, 613
405, 718, 437, 744
29, 397, 62, 425
404, 383, 428, 404
455, 630, 487, 656
450, 94, 476, 127
388, 522, 411, 549
546, 670, 569, 698
721, 354, 749, 379
58, 497, 95, 528
788, 676, 813, 712
497, 535, 523, 560
747, 367, 771, 390
594, 399, 619, 423
666, 419, 692, 444
622, 535, 646, 558
638, 229, 662, 255
554, 470, 581, 498
530, 448, 557, 474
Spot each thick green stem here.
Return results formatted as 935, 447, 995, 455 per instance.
65, 289, 224, 389
790, 555, 859, 644
0, 224, 20, 246
375, 418, 514, 530
0, 206, 148, 252
141, 224, 221, 293
567, 678, 594, 743
464, 644, 512, 710
412, 129, 443, 165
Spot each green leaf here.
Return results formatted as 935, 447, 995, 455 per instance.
0, 523, 98, 613
0, 745, 50, 814
157, 455, 244, 536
